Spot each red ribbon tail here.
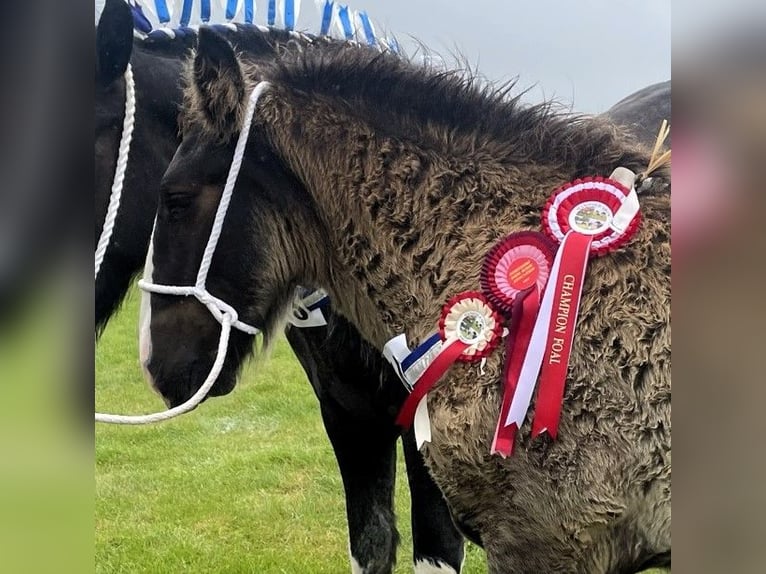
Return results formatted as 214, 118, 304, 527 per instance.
491, 287, 540, 457
491, 423, 518, 457
531, 232, 592, 440
396, 339, 468, 428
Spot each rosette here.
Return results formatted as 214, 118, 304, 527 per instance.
480, 231, 556, 316
396, 291, 502, 431
542, 176, 641, 256
439, 291, 502, 362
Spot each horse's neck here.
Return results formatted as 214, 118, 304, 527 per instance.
261, 95, 568, 347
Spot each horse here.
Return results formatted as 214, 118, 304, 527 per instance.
95, 1, 464, 572
140, 27, 671, 573
605, 80, 671, 149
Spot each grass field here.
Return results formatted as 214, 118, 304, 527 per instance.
96, 289, 487, 573
96, 288, 666, 573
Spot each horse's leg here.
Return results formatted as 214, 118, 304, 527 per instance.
586, 495, 672, 574
319, 396, 399, 574
401, 430, 465, 573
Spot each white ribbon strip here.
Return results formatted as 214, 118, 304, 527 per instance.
413, 396, 432, 449
383, 333, 444, 391
403, 339, 444, 386
382, 332, 443, 448
609, 167, 640, 233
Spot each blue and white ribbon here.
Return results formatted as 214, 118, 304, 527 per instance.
225, 0, 239, 20
383, 333, 443, 393
336, 4, 354, 39
179, 0, 193, 25
318, 0, 333, 35
288, 288, 330, 328
383, 332, 442, 447
274, 0, 300, 30
200, 0, 211, 22
130, 2, 154, 32
356, 10, 376, 45
155, 0, 172, 23
388, 36, 401, 54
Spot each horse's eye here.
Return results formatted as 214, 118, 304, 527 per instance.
162, 189, 194, 221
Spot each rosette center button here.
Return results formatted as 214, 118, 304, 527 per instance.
456, 311, 487, 345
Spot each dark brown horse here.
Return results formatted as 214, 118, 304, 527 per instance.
95, 2, 463, 572
141, 27, 670, 573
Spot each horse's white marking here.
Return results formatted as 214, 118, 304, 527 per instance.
414, 559, 458, 574
138, 236, 155, 390
348, 540, 368, 574
350, 554, 366, 574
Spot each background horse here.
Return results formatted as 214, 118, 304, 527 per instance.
95, 1, 463, 572
141, 28, 670, 572
605, 80, 671, 149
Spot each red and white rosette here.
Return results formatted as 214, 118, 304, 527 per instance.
397, 292, 501, 429
542, 176, 641, 257
508, 171, 642, 444
438, 291, 502, 362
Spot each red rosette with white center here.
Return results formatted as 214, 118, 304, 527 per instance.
480, 231, 557, 317
541, 176, 642, 256
438, 291, 502, 363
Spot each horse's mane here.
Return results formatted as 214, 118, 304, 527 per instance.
184, 29, 648, 176
270, 42, 649, 171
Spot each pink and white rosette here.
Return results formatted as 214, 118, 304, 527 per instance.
480, 231, 556, 316
480, 232, 556, 456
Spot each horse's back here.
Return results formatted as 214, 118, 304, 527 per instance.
605, 80, 671, 147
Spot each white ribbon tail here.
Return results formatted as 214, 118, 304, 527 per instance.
414, 395, 432, 449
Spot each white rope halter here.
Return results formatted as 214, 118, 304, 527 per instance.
95, 64, 136, 279
96, 82, 270, 424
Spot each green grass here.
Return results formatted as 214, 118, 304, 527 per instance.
96, 289, 487, 573
96, 288, 667, 573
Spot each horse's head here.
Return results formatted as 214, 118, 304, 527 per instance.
95, 0, 133, 242
141, 29, 325, 407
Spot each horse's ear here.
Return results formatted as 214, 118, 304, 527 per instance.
193, 28, 246, 131
96, 0, 133, 87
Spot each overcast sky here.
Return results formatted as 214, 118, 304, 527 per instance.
348, 0, 671, 113
97, 0, 670, 113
